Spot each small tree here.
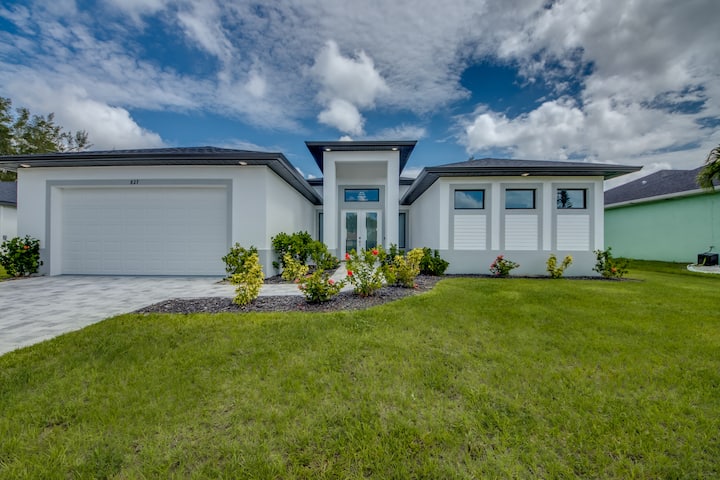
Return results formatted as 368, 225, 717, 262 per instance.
697, 144, 720, 190
1, 97, 90, 181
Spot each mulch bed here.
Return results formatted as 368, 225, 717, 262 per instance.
135, 275, 443, 314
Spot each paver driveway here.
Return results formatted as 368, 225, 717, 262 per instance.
0, 276, 237, 355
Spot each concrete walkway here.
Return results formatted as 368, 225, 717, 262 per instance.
0, 274, 316, 356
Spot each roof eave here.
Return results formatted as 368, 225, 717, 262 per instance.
305, 140, 417, 174
0, 151, 323, 205
401, 165, 642, 205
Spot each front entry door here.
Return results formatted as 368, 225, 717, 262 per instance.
342, 210, 382, 253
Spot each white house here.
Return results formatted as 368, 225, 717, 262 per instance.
0, 181, 17, 242
0, 141, 639, 276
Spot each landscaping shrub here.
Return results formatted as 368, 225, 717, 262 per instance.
546, 254, 573, 278
298, 270, 344, 303
222, 243, 258, 277
271, 231, 314, 269
281, 253, 309, 282
272, 231, 339, 272
230, 252, 264, 305
0, 235, 41, 277
345, 247, 393, 296
390, 247, 425, 288
308, 241, 340, 271
593, 247, 630, 279
489, 254, 519, 277
419, 248, 449, 276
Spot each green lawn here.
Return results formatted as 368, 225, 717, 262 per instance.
1, 262, 718, 478
0, 264, 8, 279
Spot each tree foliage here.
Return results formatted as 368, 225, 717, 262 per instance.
697, 144, 720, 190
0, 97, 90, 180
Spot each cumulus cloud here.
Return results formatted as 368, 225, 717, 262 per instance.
461, 0, 720, 173
317, 98, 365, 136
311, 40, 388, 135
9, 82, 164, 150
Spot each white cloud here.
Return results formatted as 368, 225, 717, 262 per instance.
374, 124, 427, 141
176, 1, 233, 64
317, 99, 364, 136
461, 0, 720, 170
311, 40, 388, 135
7, 82, 164, 150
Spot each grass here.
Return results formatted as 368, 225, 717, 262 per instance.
0, 264, 8, 279
1, 262, 718, 478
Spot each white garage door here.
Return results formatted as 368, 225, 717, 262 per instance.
60, 186, 228, 275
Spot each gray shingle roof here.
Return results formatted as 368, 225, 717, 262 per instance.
604, 166, 718, 206
0, 146, 322, 205
0, 181, 17, 206
401, 157, 641, 205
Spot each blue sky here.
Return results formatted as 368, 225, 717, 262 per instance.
0, 0, 718, 185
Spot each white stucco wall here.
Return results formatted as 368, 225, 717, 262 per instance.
408, 181, 442, 249
322, 150, 400, 254
0, 204, 17, 241
408, 176, 605, 275
17, 165, 317, 276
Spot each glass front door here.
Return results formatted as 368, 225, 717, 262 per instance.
342, 210, 381, 253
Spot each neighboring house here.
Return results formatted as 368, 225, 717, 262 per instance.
0, 142, 639, 276
0, 181, 17, 242
605, 167, 720, 262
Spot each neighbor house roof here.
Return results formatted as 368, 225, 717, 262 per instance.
0, 181, 17, 207
604, 166, 719, 207
305, 141, 417, 174
0, 146, 322, 205
401, 158, 641, 204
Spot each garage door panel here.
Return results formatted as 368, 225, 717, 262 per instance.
60, 186, 228, 275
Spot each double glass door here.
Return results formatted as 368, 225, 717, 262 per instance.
342, 210, 381, 253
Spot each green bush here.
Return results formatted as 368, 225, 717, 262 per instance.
0, 235, 41, 277
547, 254, 573, 278
308, 241, 340, 271
298, 270, 344, 303
390, 248, 425, 288
419, 248, 449, 276
271, 231, 314, 269
593, 247, 630, 279
272, 231, 339, 272
230, 252, 264, 306
281, 253, 309, 282
222, 243, 259, 277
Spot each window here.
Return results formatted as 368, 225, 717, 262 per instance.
398, 212, 407, 249
454, 189, 485, 209
344, 188, 379, 202
318, 212, 323, 242
557, 189, 586, 209
505, 189, 535, 209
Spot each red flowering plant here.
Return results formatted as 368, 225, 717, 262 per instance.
297, 269, 345, 303
593, 248, 629, 278
489, 254, 519, 277
344, 246, 393, 296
